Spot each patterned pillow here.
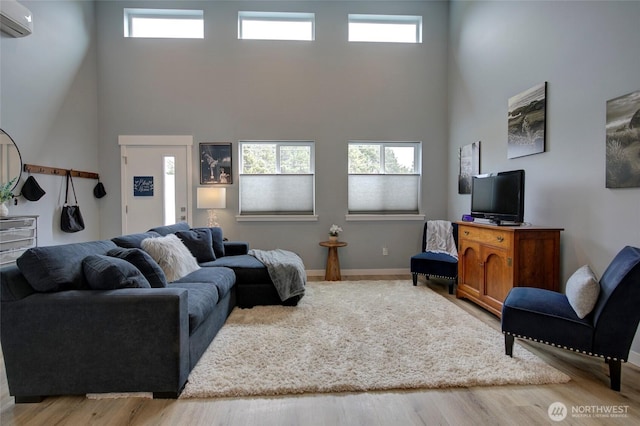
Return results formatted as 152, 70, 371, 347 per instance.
141, 234, 200, 282
565, 265, 600, 319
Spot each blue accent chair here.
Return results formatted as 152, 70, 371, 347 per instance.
501, 245, 640, 391
410, 222, 458, 294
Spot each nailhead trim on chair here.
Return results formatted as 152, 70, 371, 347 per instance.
414, 272, 456, 281
503, 331, 626, 363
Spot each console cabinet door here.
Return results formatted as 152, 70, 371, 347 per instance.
480, 246, 513, 314
458, 240, 482, 298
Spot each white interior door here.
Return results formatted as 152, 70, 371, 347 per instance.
119, 136, 193, 234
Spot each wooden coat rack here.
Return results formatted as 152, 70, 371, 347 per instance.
23, 164, 99, 180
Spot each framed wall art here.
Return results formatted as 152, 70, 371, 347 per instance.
458, 141, 480, 194
508, 82, 547, 159
606, 89, 640, 188
200, 143, 232, 184
133, 176, 154, 197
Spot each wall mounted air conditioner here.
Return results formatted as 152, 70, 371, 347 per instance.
0, 0, 33, 37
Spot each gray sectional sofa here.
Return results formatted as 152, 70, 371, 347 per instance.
0, 222, 302, 403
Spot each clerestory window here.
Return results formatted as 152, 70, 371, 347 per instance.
124, 8, 204, 39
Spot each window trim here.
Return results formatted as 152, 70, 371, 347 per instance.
123, 8, 204, 39
348, 14, 422, 44
238, 11, 315, 41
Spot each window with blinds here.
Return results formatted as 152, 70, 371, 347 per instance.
239, 141, 315, 216
348, 141, 421, 214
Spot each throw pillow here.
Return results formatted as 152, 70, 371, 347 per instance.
107, 247, 168, 288
111, 231, 161, 249
207, 226, 225, 258
141, 234, 200, 282
565, 264, 600, 319
82, 255, 151, 290
175, 229, 216, 263
16, 240, 118, 292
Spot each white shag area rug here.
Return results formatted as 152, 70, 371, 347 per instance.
180, 280, 570, 398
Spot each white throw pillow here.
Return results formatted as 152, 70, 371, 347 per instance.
141, 234, 200, 282
565, 265, 600, 319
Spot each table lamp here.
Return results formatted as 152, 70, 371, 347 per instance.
197, 187, 226, 227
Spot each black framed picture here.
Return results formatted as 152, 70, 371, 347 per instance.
508, 82, 547, 159
200, 143, 232, 184
606, 89, 640, 188
458, 141, 480, 194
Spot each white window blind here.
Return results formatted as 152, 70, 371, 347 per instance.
348, 141, 421, 214
239, 141, 315, 215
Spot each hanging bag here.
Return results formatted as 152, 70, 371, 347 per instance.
61, 171, 85, 232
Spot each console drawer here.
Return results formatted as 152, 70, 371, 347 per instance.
459, 226, 512, 248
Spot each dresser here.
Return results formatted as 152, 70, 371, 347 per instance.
0, 216, 38, 266
456, 221, 563, 317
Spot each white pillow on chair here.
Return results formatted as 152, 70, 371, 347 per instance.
141, 234, 200, 282
565, 265, 600, 319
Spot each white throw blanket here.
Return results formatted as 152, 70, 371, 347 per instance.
425, 220, 458, 259
248, 249, 306, 301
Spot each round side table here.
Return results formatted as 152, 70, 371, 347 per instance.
319, 240, 348, 281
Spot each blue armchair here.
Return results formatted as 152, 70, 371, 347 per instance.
501, 245, 640, 391
410, 221, 458, 294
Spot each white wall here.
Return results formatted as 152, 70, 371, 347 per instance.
95, 0, 450, 271
0, 0, 100, 246
448, 1, 640, 351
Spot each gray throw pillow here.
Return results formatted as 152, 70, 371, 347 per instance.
107, 247, 168, 288
176, 229, 216, 263
111, 231, 161, 249
565, 264, 600, 319
207, 226, 225, 258
16, 240, 118, 292
82, 255, 151, 290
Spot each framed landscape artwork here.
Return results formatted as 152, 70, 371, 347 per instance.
606, 89, 640, 188
200, 143, 232, 184
507, 82, 547, 159
458, 141, 480, 194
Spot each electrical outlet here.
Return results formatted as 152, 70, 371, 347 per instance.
382, 247, 388, 256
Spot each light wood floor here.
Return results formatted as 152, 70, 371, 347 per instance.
2, 275, 640, 425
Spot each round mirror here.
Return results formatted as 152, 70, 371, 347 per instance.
0, 128, 23, 193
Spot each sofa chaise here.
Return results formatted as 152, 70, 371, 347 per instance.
0, 222, 303, 403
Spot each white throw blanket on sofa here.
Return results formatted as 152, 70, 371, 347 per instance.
248, 249, 306, 301
425, 220, 458, 259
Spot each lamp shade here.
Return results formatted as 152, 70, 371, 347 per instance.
197, 187, 226, 209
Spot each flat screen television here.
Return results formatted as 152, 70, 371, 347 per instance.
471, 169, 525, 225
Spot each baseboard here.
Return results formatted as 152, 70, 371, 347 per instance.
306, 268, 410, 277
628, 350, 640, 367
